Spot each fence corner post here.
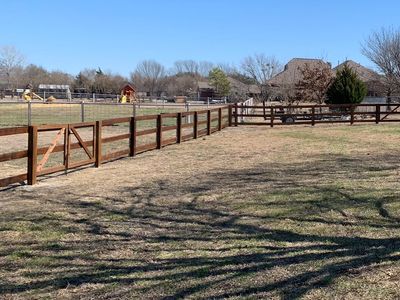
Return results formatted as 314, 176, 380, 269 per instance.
27, 125, 38, 185
95, 120, 102, 167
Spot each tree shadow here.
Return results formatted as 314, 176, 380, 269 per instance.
0, 152, 399, 298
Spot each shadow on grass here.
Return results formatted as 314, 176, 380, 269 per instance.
0, 152, 400, 298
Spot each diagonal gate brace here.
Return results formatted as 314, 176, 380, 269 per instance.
37, 128, 65, 172
381, 105, 400, 121
70, 127, 93, 159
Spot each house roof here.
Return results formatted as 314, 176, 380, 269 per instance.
121, 83, 136, 91
333, 60, 383, 82
198, 81, 213, 89
227, 77, 261, 94
267, 58, 332, 87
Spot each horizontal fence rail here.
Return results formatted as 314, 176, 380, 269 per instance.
0, 127, 29, 187
0, 106, 231, 187
232, 103, 400, 127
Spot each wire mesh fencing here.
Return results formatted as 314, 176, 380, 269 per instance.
0, 101, 210, 128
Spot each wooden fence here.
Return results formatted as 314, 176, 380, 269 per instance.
0, 106, 231, 187
2, 102, 400, 188
233, 103, 400, 127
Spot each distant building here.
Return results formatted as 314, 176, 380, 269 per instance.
267, 58, 387, 102
268, 58, 333, 87
198, 81, 214, 99
38, 84, 71, 100
266, 58, 332, 101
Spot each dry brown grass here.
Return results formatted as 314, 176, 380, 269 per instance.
1, 124, 400, 299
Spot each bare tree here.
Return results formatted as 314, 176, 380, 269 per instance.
240, 54, 281, 84
48, 71, 74, 86
173, 60, 199, 75
0, 46, 25, 89
198, 61, 215, 77
240, 54, 282, 100
19, 64, 50, 88
132, 60, 166, 96
362, 28, 400, 96
165, 74, 197, 96
74, 68, 127, 94
216, 62, 237, 75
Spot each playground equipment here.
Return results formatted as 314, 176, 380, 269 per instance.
22, 85, 43, 101
120, 84, 137, 103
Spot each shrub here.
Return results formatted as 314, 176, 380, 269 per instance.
326, 64, 367, 104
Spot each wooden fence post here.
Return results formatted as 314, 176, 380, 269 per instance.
228, 105, 232, 127
81, 101, 85, 122
350, 105, 354, 125
375, 105, 380, 124
63, 125, 68, 168
193, 111, 198, 139
27, 125, 38, 185
177, 113, 182, 143
218, 108, 222, 131
157, 114, 163, 149
129, 117, 136, 156
95, 121, 102, 167
311, 107, 315, 126
65, 125, 71, 172
270, 106, 274, 128
234, 103, 238, 126
207, 110, 211, 135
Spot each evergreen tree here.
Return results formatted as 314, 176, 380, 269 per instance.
326, 64, 367, 104
208, 68, 230, 96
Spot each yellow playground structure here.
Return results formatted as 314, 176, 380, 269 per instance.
22, 85, 43, 101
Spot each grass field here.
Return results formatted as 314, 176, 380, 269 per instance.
1, 124, 400, 299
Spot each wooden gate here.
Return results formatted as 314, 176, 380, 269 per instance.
29, 122, 96, 184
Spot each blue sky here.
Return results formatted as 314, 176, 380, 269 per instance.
1, 0, 399, 76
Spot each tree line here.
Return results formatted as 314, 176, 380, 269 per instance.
0, 47, 282, 98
